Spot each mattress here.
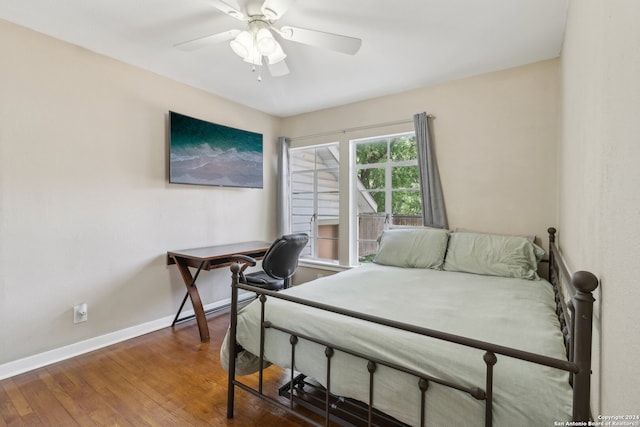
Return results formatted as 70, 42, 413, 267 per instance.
221, 263, 573, 426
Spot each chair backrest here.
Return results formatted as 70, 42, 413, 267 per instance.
262, 233, 309, 281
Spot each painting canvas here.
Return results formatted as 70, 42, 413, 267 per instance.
169, 111, 263, 188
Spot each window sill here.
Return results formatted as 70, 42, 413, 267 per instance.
298, 259, 355, 272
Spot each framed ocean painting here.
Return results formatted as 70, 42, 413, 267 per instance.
168, 111, 263, 188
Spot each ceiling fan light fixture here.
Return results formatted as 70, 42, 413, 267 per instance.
178, 0, 363, 79
255, 28, 278, 55
243, 45, 263, 66
230, 30, 253, 58
266, 43, 286, 64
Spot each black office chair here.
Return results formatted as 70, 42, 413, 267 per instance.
237, 233, 309, 290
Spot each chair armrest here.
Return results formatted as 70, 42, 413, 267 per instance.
229, 254, 257, 266
229, 254, 257, 278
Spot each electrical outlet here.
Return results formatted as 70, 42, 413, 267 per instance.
74, 303, 88, 323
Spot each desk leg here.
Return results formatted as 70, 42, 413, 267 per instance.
171, 292, 190, 327
174, 259, 210, 342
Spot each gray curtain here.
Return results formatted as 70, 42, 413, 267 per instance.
276, 136, 291, 236
414, 112, 448, 229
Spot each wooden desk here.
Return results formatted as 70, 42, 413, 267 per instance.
167, 241, 270, 342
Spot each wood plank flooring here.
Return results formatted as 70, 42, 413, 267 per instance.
0, 312, 320, 426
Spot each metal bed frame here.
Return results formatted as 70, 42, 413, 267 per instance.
225, 227, 599, 426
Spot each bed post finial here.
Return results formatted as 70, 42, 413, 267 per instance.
573, 271, 599, 293
571, 270, 599, 421
548, 227, 557, 243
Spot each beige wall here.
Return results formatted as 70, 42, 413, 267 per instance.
282, 59, 560, 256
560, 0, 640, 415
0, 19, 279, 368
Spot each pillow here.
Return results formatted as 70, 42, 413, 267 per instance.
454, 227, 536, 243
443, 232, 545, 280
373, 228, 450, 269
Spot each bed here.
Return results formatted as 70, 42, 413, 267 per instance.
222, 227, 598, 426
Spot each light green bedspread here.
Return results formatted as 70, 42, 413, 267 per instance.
222, 264, 573, 426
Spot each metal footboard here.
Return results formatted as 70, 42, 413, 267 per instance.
226, 228, 599, 426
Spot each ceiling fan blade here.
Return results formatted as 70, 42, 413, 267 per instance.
279, 26, 362, 55
174, 29, 241, 51
268, 59, 290, 77
261, 0, 294, 20
210, 0, 247, 21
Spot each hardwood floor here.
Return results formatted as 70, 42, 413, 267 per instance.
0, 312, 319, 426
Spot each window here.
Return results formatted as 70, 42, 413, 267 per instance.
286, 132, 423, 266
353, 133, 423, 262
290, 143, 340, 263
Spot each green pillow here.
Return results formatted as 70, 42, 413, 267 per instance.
443, 232, 545, 280
374, 228, 450, 269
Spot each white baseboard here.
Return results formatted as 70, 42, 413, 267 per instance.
0, 293, 254, 380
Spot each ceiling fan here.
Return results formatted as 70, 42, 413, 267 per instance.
175, 0, 362, 80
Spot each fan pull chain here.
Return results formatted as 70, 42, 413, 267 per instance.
251, 64, 263, 82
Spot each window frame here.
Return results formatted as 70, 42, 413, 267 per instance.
351, 132, 422, 263
286, 126, 421, 269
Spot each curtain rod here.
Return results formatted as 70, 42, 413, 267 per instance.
289, 114, 435, 142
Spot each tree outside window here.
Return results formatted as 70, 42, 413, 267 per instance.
354, 133, 423, 262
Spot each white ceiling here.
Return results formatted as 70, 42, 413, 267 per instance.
0, 0, 568, 117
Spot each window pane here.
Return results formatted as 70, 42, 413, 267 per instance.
292, 218, 313, 234
390, 135, 417, 161
357, 167, 385, 190
372, 191, 386, 213
316, 146, 339, 169
291, 150, 316, 172
289, 143, 340, 263
317, 191, 340, 217
354, 132, 420, 264
357, 213, 386, 263
291, 171, 314, 193
291, 191, 314, 217
317, 170, 339, 190
356, 140, 388, 165
392, 214, 423, 227
358, 190, 385, 213
293, 219, 313, 259
391, 165, 420, 189
392, 190, 422, 216
317, 223, 339, 261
